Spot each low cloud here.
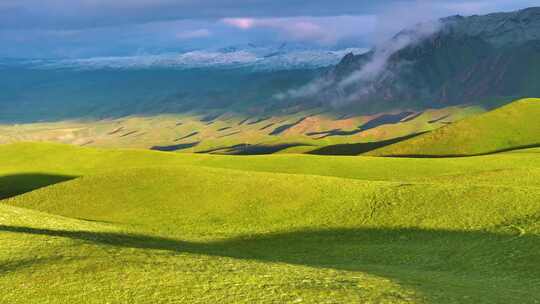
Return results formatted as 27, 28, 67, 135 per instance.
274, 78, 335, 101
223, 15, 376, 45
223, 17, 331, 43
274, 1, 446, 106
176, 29, 211, 40
222, 18, 255, 30
339, 20, 442, 88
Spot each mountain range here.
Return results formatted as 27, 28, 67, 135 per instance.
0, 7, 539, 123
17, 45, 367, 71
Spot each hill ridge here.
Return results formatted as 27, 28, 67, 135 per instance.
368, 98, 540, 156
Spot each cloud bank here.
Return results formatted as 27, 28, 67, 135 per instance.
0, 0, 537, 30
0, 0, 538, 58
223, 16, 376, 45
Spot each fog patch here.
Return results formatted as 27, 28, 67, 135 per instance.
275, 1, 446, 107
339, 20, 441, 89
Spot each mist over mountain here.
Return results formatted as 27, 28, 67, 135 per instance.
296, 7, 540, 111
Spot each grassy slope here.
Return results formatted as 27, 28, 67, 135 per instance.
0, 105, 482, 155
1, 143, 540, 303
4, 142, 540, 182
369, 98, 540, 156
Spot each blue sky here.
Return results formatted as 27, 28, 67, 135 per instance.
1, 0, 538, 58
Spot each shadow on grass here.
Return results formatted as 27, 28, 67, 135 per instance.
151, 142, 200, 152
308, 132, 427, 156
0, 257, 66, 275
0, 174, 77, 200
269, 117, 308, 135
198, 143, 313, 155
307, 128, 363, 139
360, 112, 416, 131
305, 112, 423, 140
229, 143, 314, 155
174, 132, 199, 142
383, 143, 540, 158
247, 117, 269, 125
1, 225, 538, 302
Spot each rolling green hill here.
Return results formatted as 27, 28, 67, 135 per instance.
1, 142, 540, 303
2, 6, 540, 303
368, 98, 540, 157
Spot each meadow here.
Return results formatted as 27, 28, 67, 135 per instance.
1, 141, 540, 303
2, 3, 540, 303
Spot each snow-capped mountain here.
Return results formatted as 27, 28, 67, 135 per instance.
20, 45, 367, 71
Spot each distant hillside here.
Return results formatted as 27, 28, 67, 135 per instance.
0, 45, 365, 123
315, 7, 540, 110
368, 98, 540, 156
0, 66, 321, 123
0, 104, 481, 154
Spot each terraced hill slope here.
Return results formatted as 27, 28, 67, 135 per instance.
1, 143, 540, 303
369, 98, 540, 157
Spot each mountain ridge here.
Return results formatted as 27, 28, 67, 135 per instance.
317, 7, 540, 110
0, 45, 368, 71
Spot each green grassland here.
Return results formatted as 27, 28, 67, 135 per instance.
1, 142, 540, 303
369, 98, 540, 157
0, 105, 482, 155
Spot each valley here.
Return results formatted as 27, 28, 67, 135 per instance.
0, 104, 481, 155
1, 4, 540, 304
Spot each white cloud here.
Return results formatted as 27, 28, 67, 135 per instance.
175, 29, 211, 40
2, 0, 538, 58
1, 0, 538, 31
340, 20, 442, 88
222, 18, 255, 29
222, 15, 376, 45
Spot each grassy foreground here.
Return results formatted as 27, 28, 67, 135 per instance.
1, 142, 540, 303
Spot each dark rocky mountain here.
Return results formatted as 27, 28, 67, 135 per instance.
317, 7, 540, 111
